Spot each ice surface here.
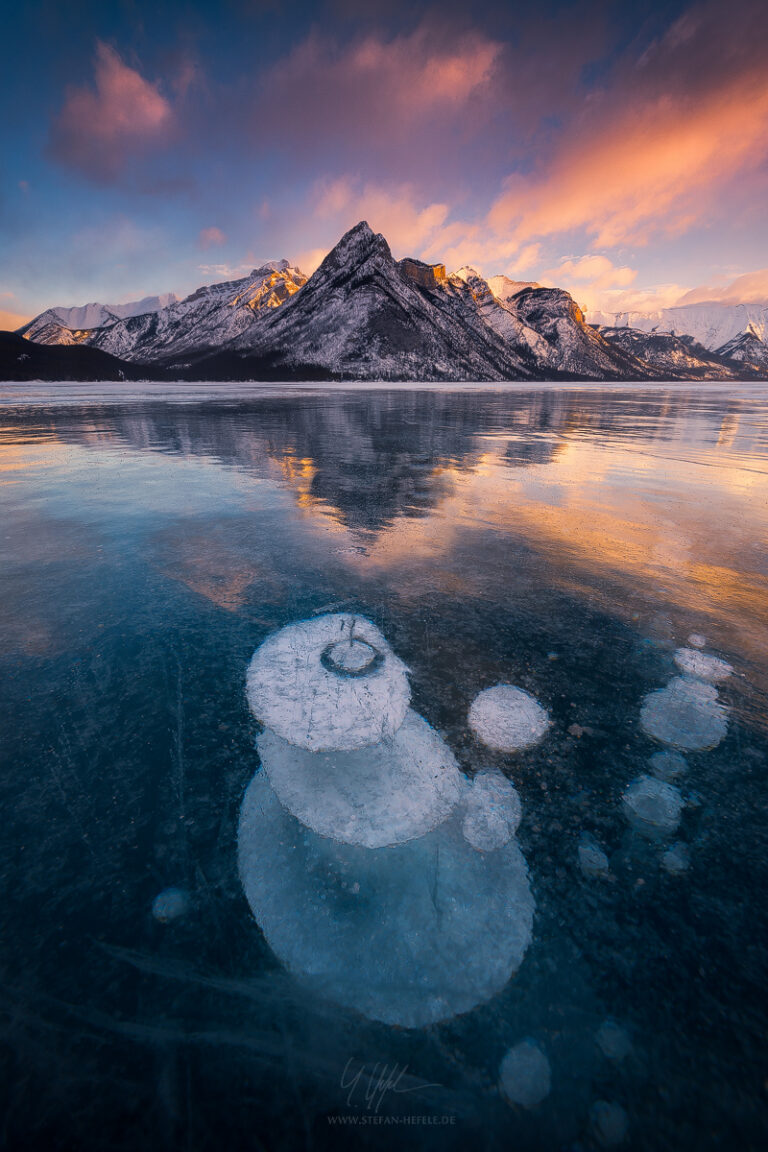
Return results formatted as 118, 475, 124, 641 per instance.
596, 1020, 632, 1062
237, 770, 535, 1027
468, 684, 550, 752
256, 709, 463, 848
662, 842, 691, 874
498, 1040, 551, 1109
461, 770, 522, 852
578, 833, 610, 877
590, 1100, 629, 1146
649, 749, 687, 781
639, 676, 728, 751
151, 888, 190, 923
673, 647, 733, 683
246, 613, 410, 752
622, 775, 684, 838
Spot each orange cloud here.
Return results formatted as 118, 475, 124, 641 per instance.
50, 41, 173, 180
0, 309, 31, 330
488, 70, 768, 249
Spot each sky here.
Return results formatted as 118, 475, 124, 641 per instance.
1, 0, 767, 327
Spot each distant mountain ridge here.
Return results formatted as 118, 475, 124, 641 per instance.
7, 222, 767, 382
586, 300, 768, 362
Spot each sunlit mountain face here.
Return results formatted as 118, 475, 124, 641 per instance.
2, 0, 767, 342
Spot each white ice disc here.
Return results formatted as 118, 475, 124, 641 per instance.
246, 613, 410, 752
468, 684, 550, 752
257, 709, 463, 848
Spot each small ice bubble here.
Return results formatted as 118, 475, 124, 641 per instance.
648, 749, 687, 781
622, 775, 683, 838
596, 1020, 632, 1062
661, 841, 690, 874
578, 833, 610, 878
673, 648, 733, 683
590, 1101, 629, 1147
152, 888, 190, 923
687, 633, 706, 649
499, 1040, 551, 1109
246, 614, 410, 752
462, 770, 522, 852
640, 676, 728, 751
468, 684, 550, 753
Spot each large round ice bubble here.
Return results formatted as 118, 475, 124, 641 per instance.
257, 710, 463, 849
639, 676, 728, 751
246, 614, 410, 752
622, 775, 683, 838
673, 647, 732, 683
238, 772, 535, 1027
468, 685, 550, 752
462, 770, 522, 852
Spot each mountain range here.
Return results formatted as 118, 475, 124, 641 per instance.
5, 222, 768, 382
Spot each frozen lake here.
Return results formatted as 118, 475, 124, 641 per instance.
1, 383, 767, 1150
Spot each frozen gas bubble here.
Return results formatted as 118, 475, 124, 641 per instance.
596, 1020, 632, 1062
673, 648, 733, 683
622, 775, 683, 838
462, 770, 522, 852
578, 833, 610, 878
151, 888, 190, 923
499, 1040, 551, 1109
246, 614, 410, 752
661, 841, 690, 874
238, 771, 535, 1027
468, 684, 550, 752
648, 749, 687, 781
590, 1101, 628, 1147
639, 676, 728, 751
257, 709, 463, 849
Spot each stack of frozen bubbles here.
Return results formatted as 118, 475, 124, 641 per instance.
238, 613, 535, 1027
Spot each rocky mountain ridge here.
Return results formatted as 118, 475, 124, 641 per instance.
9, 223, 767, 381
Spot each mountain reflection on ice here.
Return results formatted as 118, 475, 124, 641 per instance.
0, 384, 767, 1150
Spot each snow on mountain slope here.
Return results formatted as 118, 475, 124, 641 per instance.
587, 301, 768, 352
221, 223, 539, 380
20, 263, 306, 362
716, 330, 768, 368
509, 288, 645, 379
21, 293, 179, 340
485, 274, 542, 304
596, 327, 756, 379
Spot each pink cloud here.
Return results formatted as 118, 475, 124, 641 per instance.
49, 42, 173, 181
258, 25, 501, 156
485, 0, 768, 251
199, 226, 227, 249
676, 268, 768, 305
311, 177, 449, 255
